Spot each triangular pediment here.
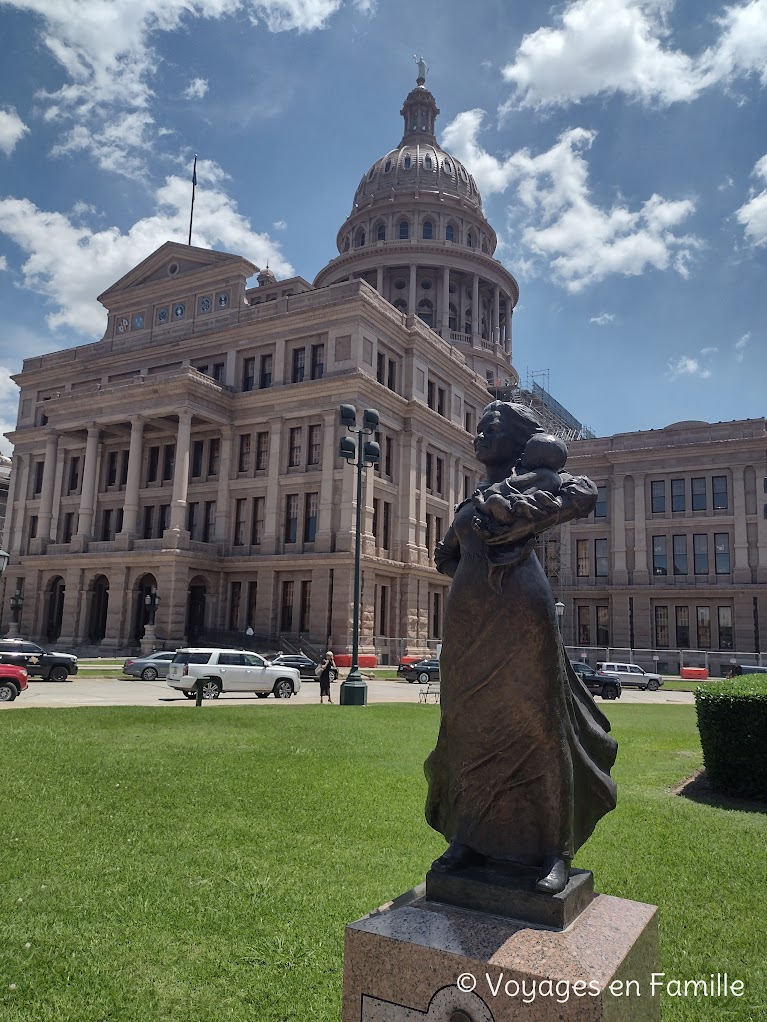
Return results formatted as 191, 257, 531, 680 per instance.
97, 242, 258, 308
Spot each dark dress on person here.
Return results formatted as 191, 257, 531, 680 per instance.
425, 478, 618, 867
319, 661, 333, 697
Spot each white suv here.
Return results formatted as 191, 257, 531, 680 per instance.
167, 649, 301, 700
596, 662, 663, 691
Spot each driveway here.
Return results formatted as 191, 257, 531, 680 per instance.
1, 676, 694, 709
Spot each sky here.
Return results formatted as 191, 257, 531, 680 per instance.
0, 0, 765, 449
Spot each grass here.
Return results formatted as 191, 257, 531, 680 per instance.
1, 704, 764, 1021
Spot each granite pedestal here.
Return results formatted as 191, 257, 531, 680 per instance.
342, 876, 659, 1022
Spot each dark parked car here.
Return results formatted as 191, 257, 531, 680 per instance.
729, 664, 766, 676
0, 664, 29, 702
122, 650, 177, 680
269, 653, 339, 682
401, 658, 441, 684
570, 661, 621, 700
0, 639, 78, 682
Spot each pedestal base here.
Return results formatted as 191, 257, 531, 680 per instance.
342, 884, 659, 1021
140, 625, 157, 656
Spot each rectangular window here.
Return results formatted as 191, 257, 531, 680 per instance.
147, 446, 159, 484
62, 512, 74, 544
233, 498, 247, 546
696, 606, 712, 649
714, 533, 730, 574
691, 477, 706, 511
376, 351, 386, 384
464, 474, 471, 501
284, 494, 298, 543
379, 584, 389, 636
162, 444, 175, 481
595, 538, 608, 577
435, 515, 443, 544
304, 492, 318, 542
576, 539, 589, 577
594, 485, 608, 518
465, 407, 475, 434
718, 606, 734, 650
427, 381, 435, 409
228, 582, 241, 631
310, 343, 324, 380
68, 456, 80, 493
106, 451, 118, 487
260, 353, 273, 389
299, 580, 311, 633
437, 387, 446, 417
115, 507, 124, 535
242, 356, 256, 392
577, 606, 590, 646
100, 508, 113, 541
202, 501, 216, 542
436, 456, 444, 495
288, 427, 302, 467
712, 475, 728, 510
237, 434, 251, 474
33, 461, 44, 495
246, 581, 257, 630
425, 452, 433, 491
432, 591, 442, 639
652, 535, 668, 575
158, 504, 170, 533
382, 501, 391, 551
673, 535, 688, 575
596, 606, 609, 647
675, 606, 690, 648
291, 347, 305, 383
650, 480, 665, 514
251, 497, 265, 545
191, 440, 204, 478
373, 498, 381, 544
119, 451, 129, 487
186, 501, 198, 538
671, 478, 685, 512
373, 431, 382, 475
256, 431, 269, 471
308, 424, 321, 466
142, 505, 154, 539
693, 534, 708, 574
280, 581, 294, 632
29, 515, 38, 539
387, 358, 397, 392
384, 436, 393, 477
212, 362, 224, 383
654, 606, 670, 648
425, 512, 432, 555
207, 438, 220, 476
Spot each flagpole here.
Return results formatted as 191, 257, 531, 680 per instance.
188, 154, 197, 246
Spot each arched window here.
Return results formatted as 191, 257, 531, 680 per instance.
404, 155, 412, 169
355, 228, 366, 248
444, 159, 453, 174
393, 298, 407, 314
417, 299, 434, 327
445, 224, 455, 242
384, 159, 392, 173
398, 220, 409, 240
467, 231, 474, 248
424, 155, 433, 170
376, 222, 386, 242
465, 307, 472, 334
422, 220, 434, 240
448, 304, 458, 331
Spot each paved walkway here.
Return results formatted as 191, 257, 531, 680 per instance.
2, 676, 695, 709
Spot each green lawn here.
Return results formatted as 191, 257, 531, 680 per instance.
1, 704, 764, 1021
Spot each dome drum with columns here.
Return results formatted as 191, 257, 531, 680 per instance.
314, 71, 519, 391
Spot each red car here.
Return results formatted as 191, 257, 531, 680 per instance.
0, 664, 29, 702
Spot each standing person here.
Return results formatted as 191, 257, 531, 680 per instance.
318, 650, 336, 704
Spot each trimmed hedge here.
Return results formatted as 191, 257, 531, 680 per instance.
695, 675, 767, 799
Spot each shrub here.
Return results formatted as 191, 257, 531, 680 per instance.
695, 675, 767, 799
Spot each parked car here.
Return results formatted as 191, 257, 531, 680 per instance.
0, 639, 78, 682
0, 664, 29, 702
122, 650, 177, 680
569, 661, 622, 700
167, 648, 301, 699
729, 664, 767, 676
397, 656, 427, 676
401, 658, 441, 684
269, 653, 338, 682
596, 661, 663, 691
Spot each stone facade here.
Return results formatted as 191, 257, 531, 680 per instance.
0, 73, 519, 658
550, 419, 767, 675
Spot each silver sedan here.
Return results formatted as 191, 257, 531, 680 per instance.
122, 650, 177, 681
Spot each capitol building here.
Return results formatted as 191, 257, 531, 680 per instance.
1, 69, 519, 658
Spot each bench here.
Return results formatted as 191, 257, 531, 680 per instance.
418, 681, 440, 704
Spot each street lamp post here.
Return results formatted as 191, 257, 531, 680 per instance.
7, 586, 24, 639
140, 585, 161, 655
0, 549, 12, 638
338, 404, 380, 706
555, 601, 565, 636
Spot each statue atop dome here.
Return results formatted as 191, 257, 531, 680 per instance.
413, 54, 428, 86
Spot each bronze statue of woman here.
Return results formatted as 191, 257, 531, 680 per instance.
425, 400, 618, 895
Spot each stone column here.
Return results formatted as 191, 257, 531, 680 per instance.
408, 264, 417, 317
1, 453, 21, 553
633, 473, 649, 584
471, 273, 479, 337
493, 285, 500, 344
315, 413, 337, 552
264, 419, 284, 553
612, 474, 628, 586
75, 425, 101, 541
224, 349, 237, 388
36, 430, 60, 544
168, 410, 193, 533
215, 428, 234, 545
442, 266, 450, 338
732, 466, 750, 583
118, 416, 144, 539
376, 266, 384, 294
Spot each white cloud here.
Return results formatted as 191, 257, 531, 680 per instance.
666, 355, 713, 380
272, 219, 288, 230
184, 78, 209, 101
499, 0, 767, 112
0, 108, 30, 156
0, 256, 7, 272
735, 153, 767, 245
590, 312, 615, 325
718, 175, 735, 191
352, 0, 376, 12
700, 345, 719, 355
0, 159, 294, 336
0, 366, 19, 403
735, 331, 751, 361
442, 112, 700, 292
